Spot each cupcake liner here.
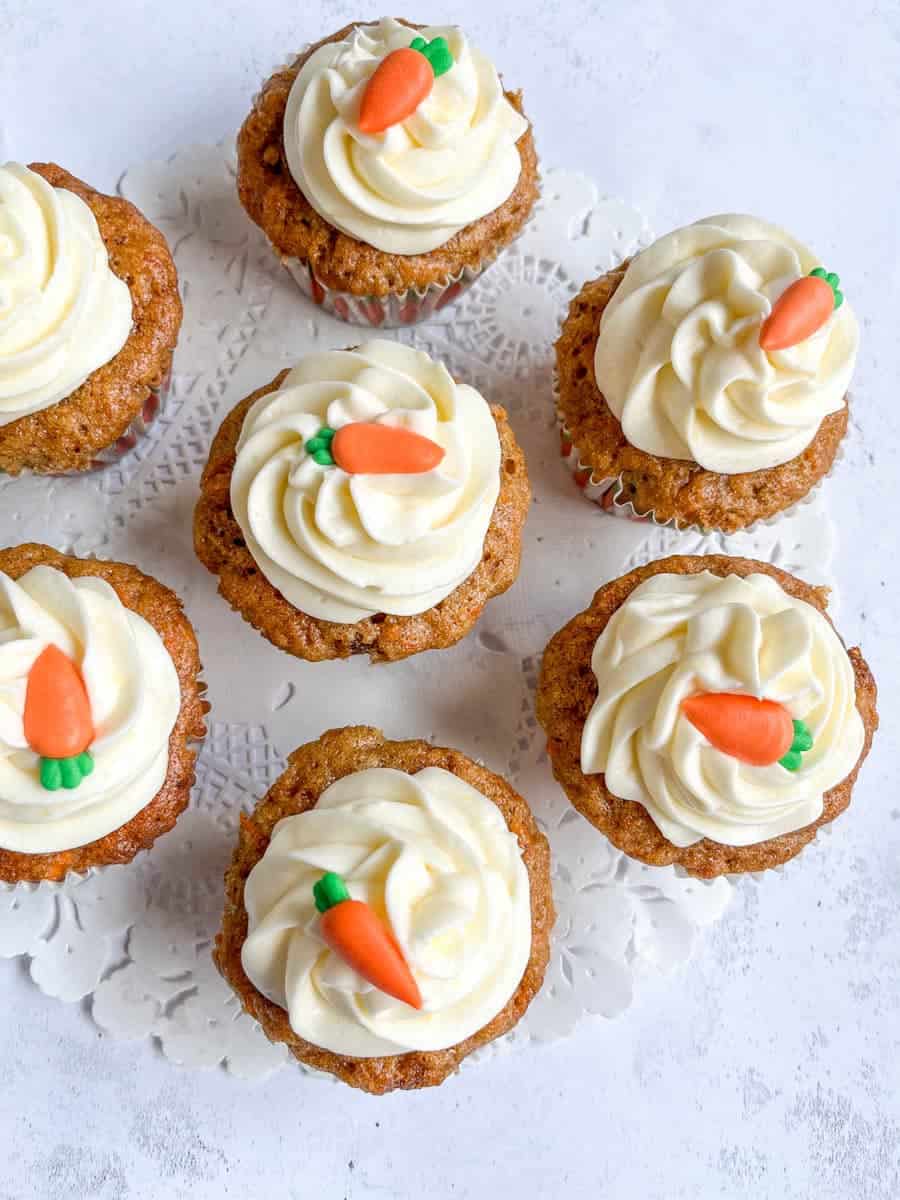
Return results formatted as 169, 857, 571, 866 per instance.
280, 253, 491, 328
554, 368, 847, 536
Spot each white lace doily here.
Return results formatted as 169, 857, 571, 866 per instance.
0, 145, 837, 1080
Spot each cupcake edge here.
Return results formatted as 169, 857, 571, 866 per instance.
193, 366, 531, 662
213, 725, 554, 1093
0, 164, 182, 476
554, 269, 850, 533
0, 544, 208, 884
536, 553, 878, 880
235, 21, 540, 306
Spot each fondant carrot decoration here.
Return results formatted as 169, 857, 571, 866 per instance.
313, 871, 422, 1009
305, 422, 445, 475
681, 692, 813, 771
24, 644, 95, 791
759, 268, 843, 351
358, 36, 454, 135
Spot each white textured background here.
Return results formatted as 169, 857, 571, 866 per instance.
1, 2, 899, 1197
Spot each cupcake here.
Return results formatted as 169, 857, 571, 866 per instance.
0, 544, 207, 884
536, 555, 877, 878
237, 17, 538, 326
556, 215, 858, 531
194, 341, 530, 661
0, 162, 182, 475
214, 726, 553, 1093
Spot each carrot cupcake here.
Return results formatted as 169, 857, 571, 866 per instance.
0, 544, 206, 884
237, 16, 538, 325
194, 341, 530, 661
537, 555, 877, 879
214, 726, 553, 1093
556, 215, 858, 531
0, 161, 181, 475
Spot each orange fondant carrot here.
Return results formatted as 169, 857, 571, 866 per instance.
331, 422, 445, 475
359, 48, 433, 134
314, 872, 422, 1009
24, 644, 94, 759
759, 268, 843, 351
358, 37, 454, 135
681, 692, 794, 767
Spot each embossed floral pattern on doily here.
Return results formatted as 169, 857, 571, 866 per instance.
0, 144, 839, 1079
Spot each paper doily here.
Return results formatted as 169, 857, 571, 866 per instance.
0, 145, 838, 1080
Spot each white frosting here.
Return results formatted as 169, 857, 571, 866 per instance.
594, 215, 859, 473
231, 340, 502, 623
282, 17, 529, 254
0, 566, 181, 853
580, 571, 865, 847
241, 765, 531, 1057
0, 162, 133, 425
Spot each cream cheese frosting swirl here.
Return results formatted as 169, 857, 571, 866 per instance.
594, 215, 859, 473
0, 162, 133, 425
241, 765, 532, 1057
0, 566, 181, 853
282, 17, 529, 254
580, 571, 865, 847
231, 340, 502, 623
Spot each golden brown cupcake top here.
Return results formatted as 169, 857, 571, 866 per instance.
237, 21, 539, 296
215, 726, 554, 1092
555, 271, 848, 532
280, 17, 529, 255
0, 163, 133, 425
578, 567, 864, 846
227, 341, 506, 624
0, 164, 182, 475
0, 545, 206, 884
195, 351, 530, 662
537, 555, 877, 878
241, 759, 533, 1057
593, 216, 857, 475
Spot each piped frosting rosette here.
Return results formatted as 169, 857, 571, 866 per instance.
283, 17, 529, 256
241, 765, 532, 1057
230, 341, 502, 623
276, 17, 531, 324
0, 162, 133, 426
0, 566, 181, 855
593, 215, 858, 475
580, 571, 865, 848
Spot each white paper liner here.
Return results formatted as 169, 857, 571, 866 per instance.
554, 367, 848, 535
279, 250, 496, 328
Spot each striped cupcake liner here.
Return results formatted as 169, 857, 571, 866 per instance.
280, 253, 488, 328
